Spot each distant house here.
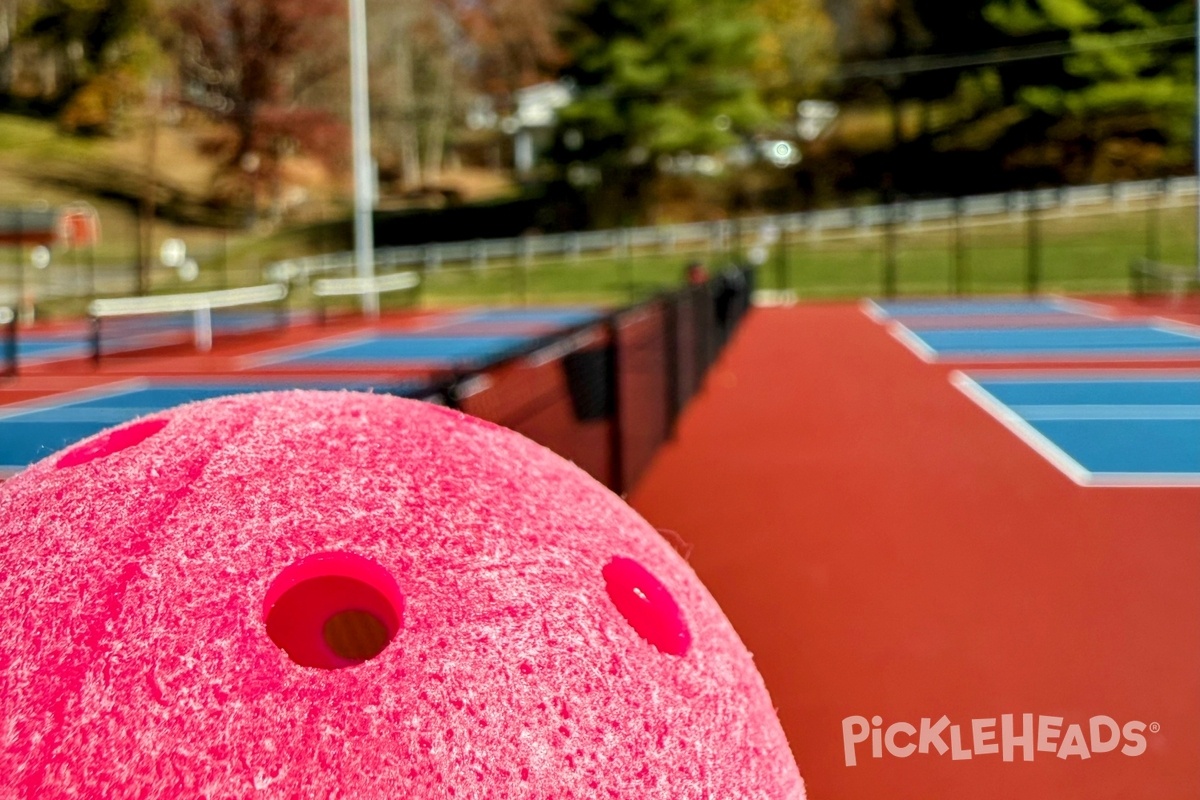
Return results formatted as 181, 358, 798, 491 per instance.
506, 81, 574, 177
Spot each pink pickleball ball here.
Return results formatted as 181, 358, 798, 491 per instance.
0, 391, 804, 797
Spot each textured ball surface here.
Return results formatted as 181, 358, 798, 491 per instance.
0, 391, 804, 798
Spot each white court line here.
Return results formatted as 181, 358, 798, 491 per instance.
886, 322, 936, 363
860, 298, 887, 322
753, 289, 798, 307
0, 378, 149, 421
951, 371, 1093, 486
930, 348, 1200, 364
1087, 472, 1200, 488
410, 310, 475, 334
1151, 316, 1200, 338
240, 330, 379, 369
960, 367, 1200, 380
1048, 295, 1119, 320
1012, 404, 1200, 421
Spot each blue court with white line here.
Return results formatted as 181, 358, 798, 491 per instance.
10, 310, 292, 366
864, 296, 1109, 321
256, 309, 605, 370
13, 336, 89, 362
256, 333, 537, 369
953, 372, 1200, 486
445, 307, 603, 326
0, 379, 424, 474
892, 321, 1200, 362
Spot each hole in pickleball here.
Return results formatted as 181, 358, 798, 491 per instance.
56, 418, 169, 469
323, 609, 391, 662
263, 553, 404, 670
603, 556, 691, 657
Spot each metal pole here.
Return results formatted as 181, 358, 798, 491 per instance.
349, 0, 378, 318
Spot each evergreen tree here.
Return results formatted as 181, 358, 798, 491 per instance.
983, 0, 1195, 178
555, 0, 768, 220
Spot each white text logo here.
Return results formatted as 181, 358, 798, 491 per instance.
842, 714, 1156, 767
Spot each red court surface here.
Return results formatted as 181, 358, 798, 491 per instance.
630, 304, 1200, 800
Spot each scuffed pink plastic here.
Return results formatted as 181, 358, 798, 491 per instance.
0, 391, 804, 798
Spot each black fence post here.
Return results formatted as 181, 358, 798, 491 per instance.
90, 316, 102, 364
15, 208, 25, 324
882, 204, 898, 298
623, 229, 636, 302
1130, 257, 1146, 298
1026, 199, 1041, 296
664, 294, 681, 431
952, 197, 968, 296
775, 226, 791, 291
1146, 180, 1162, 263
606, 313, 625, 495
2, 312, 16, 377
513, 240, 529, 306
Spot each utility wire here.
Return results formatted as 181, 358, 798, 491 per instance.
837, 24, 1195, 80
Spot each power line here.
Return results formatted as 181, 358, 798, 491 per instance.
837, 24, 1195, 80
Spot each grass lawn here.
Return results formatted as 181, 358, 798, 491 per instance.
407, 199, 1197, 307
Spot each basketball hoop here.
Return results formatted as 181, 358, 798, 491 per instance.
59, 203, 101, 249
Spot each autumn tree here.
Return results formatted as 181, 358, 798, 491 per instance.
751, 0, 836, 119
170, 0, 349, 209
3, 0, 157, 131
369, 0, 474, 190
456, 0, 569, 96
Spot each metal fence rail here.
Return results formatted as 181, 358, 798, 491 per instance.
263, 178, 1200, 285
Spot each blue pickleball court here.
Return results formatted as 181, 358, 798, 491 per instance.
0, 379, 422, 474
865, 297, 1102, 320
259, 334, 533, 369
954, 372, 1200, 486
450, 307, 603, 326
894, 322, 1200, 362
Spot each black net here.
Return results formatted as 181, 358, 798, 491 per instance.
454, 323, 616, 487
612, 300, 672, 492
1130, 257, 1199, 305
92, 307, 289, 359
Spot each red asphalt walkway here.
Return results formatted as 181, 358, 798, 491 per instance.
630, 304, 1200, 800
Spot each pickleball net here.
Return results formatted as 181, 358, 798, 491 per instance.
1130, 257, 1199, 306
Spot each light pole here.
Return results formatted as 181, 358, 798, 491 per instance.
349, 0, 378, 317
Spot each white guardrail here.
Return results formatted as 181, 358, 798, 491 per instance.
264, 177, 1200, 284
